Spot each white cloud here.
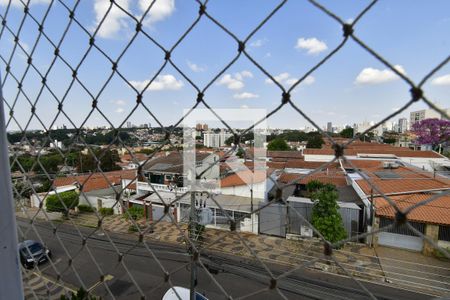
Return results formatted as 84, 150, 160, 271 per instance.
0, 0, 49, 6
266, 73, 315, 87
115, 107, 125, 114
218, 71, 253, 90
139, 0, 175, 26
130, 74, 183, 91
93, 0, 130, 39
187, 61, 206, 72
295, 37, 328, 55
233, 92, 259, 99
235, 70, 253, 81
218, 74, 244, 90
431, 74, 450, 86
249, 38, 267, 48
355, 65, 406, 85
112, 99, 126, 106
240, 105, 249, 109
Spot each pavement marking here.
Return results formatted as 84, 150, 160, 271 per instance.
88, 274, 114, 292
31, 270, 77, 293
39, 258, 62, 272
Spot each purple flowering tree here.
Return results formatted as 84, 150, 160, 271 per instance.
411, 118, 450, 152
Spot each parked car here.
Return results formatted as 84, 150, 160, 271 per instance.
18, 240, 52, 269
162, 287, 208, 300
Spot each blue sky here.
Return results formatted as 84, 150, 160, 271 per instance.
1, 0, 449, 131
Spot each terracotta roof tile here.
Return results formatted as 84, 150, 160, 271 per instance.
374, 193, 450, 225
267, 151, 304, 160
304, 148, 444, 158
121, 153, 148, 162
356, 178, 449, 196
278, 172, 348, 187
220, 170, 270, 187
285, 160, 340, 169
53, 169, 136, 192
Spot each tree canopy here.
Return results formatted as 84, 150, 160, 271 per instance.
411, 118, 450, 151
267, 138, 290, 151
339, 128, 354, 138
306, 135, 324, 149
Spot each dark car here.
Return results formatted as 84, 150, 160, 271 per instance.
18, 240, 52, 269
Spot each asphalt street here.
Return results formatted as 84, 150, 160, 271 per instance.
17, 218, 436, 300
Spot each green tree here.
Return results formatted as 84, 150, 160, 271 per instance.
77, 149, 121, 173
125, 205, 144, 220
45, 190, 79, 217
311, 186, 347, 244
306, 135, 324, 149
267, 138, 290, 151
339, 128, 354, 138
236, 147, 245, 158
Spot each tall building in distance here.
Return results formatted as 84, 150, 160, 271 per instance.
398, 118, 408, 133
126, 121, 132, 128
203, 130, 232, 148
326, 122, 332, 133
409, 108, 449, 126
196, 123, 209, 131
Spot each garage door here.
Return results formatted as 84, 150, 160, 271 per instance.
377, 217, 424, 252
378, 232, 423, 251
152, 205, 173, 222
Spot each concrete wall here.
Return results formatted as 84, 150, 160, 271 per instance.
423, 223, 439, 256
220, 181, 266, 199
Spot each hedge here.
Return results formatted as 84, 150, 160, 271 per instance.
45, 190, 79, 216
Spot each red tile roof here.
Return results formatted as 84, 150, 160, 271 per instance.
285, 160, 340, 169
356, 178, 449, 196
267, 151, 304, 160
374, 193, 450, 225
220, 170, 270, 187
278, 172, 348, 187
304, 148, 444, 158
121, 153, 148, 162
53, 170, 136, 192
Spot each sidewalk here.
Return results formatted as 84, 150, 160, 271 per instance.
22, 271, 74, 300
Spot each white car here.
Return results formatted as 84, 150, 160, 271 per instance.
162, 287, 208, 300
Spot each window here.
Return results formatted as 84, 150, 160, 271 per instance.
438, 225, 450, 242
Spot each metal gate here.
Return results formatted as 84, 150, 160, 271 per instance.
378, 218, 424, 251
259, 202, 286, 237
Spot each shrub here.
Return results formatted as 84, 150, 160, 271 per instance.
46, 191, 79, 217
78, 204, 95, 213
128, 224, 140, 232
99, 207, 114, 216
124, 206, 144, 220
